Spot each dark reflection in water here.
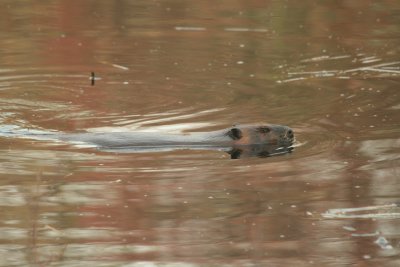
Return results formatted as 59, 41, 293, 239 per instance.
228, 144, 294, 159
0, 0, 399, 266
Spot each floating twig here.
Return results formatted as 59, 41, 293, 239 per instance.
90, 72, 95, 86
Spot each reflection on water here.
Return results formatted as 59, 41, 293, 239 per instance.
0, 0, 399, 266
322, 203, 400, 219
279, 56, 400, 83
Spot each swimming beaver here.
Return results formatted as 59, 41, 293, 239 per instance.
0, 124, 294, 159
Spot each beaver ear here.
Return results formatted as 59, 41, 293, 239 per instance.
228, 127, 243, 140
257, 126, 271, 133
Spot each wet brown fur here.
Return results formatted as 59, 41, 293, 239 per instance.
226, 124, 293, 146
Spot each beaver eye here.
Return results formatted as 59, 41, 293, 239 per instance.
228, 128, 243, 140
258, 127, 271, 133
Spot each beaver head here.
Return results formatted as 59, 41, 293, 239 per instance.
226, 124, 294, 146
226, 124, 294, 159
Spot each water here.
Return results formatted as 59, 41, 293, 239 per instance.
0, 1, 399, 266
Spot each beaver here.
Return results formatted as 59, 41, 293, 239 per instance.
0, 124, 294, 159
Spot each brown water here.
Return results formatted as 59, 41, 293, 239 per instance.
0, 1, 399, 266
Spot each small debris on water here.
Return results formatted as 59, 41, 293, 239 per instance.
374, 236, 393, 250
351, 231, 379, 237
174, 26, 206, 31
90, 72, 95, 85
363, 255, 372, 260
99, 60, 129, 70
342, 226, 356, 232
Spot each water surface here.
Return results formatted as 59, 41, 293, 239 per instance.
0, 1, 399, 266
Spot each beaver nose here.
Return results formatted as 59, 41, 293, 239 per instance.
286, 129, 294, 139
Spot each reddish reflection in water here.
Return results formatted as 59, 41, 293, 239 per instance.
0, 1, 399, 266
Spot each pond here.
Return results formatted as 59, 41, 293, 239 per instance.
0, 1, 399, 266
